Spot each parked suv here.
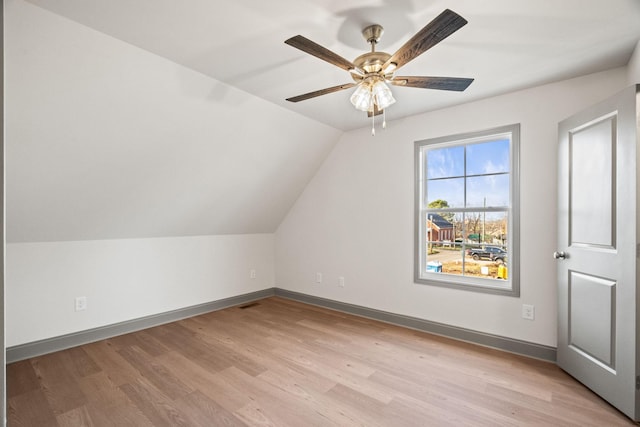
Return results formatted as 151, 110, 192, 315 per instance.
467, 246, 507, 263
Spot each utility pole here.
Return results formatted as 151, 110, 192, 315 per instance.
482, 197, 486, 245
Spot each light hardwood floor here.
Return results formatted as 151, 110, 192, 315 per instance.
7, 297, 636, 426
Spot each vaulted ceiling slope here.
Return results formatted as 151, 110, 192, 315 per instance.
23, 0, 640, 130
7, 1, 640, 244
6, 0, 342, 243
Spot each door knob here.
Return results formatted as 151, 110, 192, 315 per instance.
553, 251, 567, 260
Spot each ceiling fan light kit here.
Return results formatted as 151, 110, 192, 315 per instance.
285, 9, 474, 135
349, 77, 395, 135
349, 77, 396, 111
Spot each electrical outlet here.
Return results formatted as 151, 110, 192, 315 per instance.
316, 272, 322, 283
522, 304, 535, 320
250, 269, 256, 279
75, 296, 87, 312
339, 276, 345, 287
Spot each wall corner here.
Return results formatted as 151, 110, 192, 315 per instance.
628, 40, 640, 85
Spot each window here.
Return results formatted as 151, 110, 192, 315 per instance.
414, 124, 520, 296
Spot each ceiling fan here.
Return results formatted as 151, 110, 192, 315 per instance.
285, 9, 474, 134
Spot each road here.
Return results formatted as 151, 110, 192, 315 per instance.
428, 249, 495, 265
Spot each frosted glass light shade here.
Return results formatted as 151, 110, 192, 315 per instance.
350, 84, 373, 111
372, 81, 395, 109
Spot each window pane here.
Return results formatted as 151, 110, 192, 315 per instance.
464, 211, 508, 246
425, 211, 509, 281
424, 209, 459, 275
466, 174, 510, 208
466, 139, 510, 176
463, 211, 509, 280
426, 145, 464, 179
426, 178, 464, 208
415, 123, 519, 296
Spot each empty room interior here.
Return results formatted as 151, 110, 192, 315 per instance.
4, 0, 640, 425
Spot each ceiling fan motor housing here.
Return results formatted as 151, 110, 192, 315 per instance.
353, 51, 392, 76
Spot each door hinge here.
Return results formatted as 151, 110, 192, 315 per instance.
636, 376, 640, 390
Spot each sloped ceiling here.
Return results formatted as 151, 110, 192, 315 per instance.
21, 0, 640, 130
6, 0, 341, 242
6, 0, 640, 243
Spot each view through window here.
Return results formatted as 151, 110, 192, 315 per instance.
415, 124, 520, 296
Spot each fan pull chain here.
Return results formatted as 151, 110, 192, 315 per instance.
382, 109, 387, 129
371, 109, 376, 136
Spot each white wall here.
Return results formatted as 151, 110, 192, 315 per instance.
275, 67, 629, 347
628, 40, 640, 84
6, 233, 274, 347
6, 0, 341, 243
7, 0, 638, 353
4, 0, 323, 350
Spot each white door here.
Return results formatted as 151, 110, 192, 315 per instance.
557, 84, 639, 421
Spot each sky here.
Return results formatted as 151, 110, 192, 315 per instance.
425, 138, 510, 209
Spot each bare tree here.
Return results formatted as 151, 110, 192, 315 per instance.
466, 213, 482, 243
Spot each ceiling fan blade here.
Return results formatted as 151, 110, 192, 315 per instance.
390, 76, 474, 91
286, 83, 357, 103
382, 9, 467, 72
285, 35, 359, 72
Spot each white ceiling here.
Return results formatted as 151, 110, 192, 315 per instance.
24, 0, 640, 131
7, 0, 640, 244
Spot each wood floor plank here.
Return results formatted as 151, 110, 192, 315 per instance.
116, 345, 193, 401
257, 368, 385, 427
144, 321, 235, 374
83, 401, 155, 427
82, 341, 143, 387
106, 330, 171, 357
154, 350, 251, 412
233, 401, 280, 427
77, 371, 132, 410
56, 406, 95, 427
141, 322, 200, 354
119, 377, 192, 427
6, 359, 40, 398
251, 348, 339, 394
547, 386, 634, 425
7, 389, 58, 427
485, 382, 620, 426
57, 346, 102, 379
6, 296, 637, 426
30, 353, 88, 415
385, 393, 500, 427
174, 390, 247, 427
218, 366, 335, 427
407, 378, 561, 426
184, 315, 340, 394
268, 335, 397, 405
187, 331, 267, 377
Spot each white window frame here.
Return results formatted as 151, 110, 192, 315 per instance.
414, 124, 520, 296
